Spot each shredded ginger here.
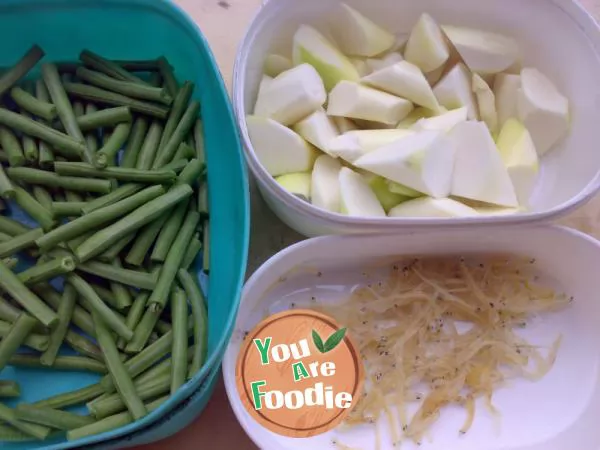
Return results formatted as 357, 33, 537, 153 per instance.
315, 255, 572, 446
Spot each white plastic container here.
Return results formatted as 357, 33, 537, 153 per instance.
223, 226, 600, 450
233, 0, 600, 237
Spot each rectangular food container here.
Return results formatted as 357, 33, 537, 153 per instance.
223, 225, 600, 450
233, 0, 600, 237
0, 0, 250, 448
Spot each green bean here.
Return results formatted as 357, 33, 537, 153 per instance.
125, 215, 169, 266
158, 56, 179, 97
0, 381, 20, 398
83, 103, 99, 154
11, 86, 57, 122
18, 256, 75, 285
18, 83, 41, 163
176, 159, 206, 186
41, 63, 90, 163
180, 233, 202, 270
0, 125, 25, 166
79, 50, 148, 85
133, 357, 172, 387
73, 101, 85, 118
135, 120, 163, 170
36, 185, 165, 250
34, 80, 55, 166
193, 119, 205, 163
3, 256, 18, 269
51, 201, 84, 217
67, 396, 166, 441
40, 284, 76, 366
109, 260, 133, 310
153, 101, 200, 168
0, 45, 44, 96
0, 313, 38, 370
75, 184, 193, 262
0, 423, 35, 441
121, 117, 148, 168
63, 83, 169, 119
203, 220, 210, 273
54, 161, 177, 184
148, 72, 163, 87
173, 142, 195, 162
74, 106, 132, 132
0, 227, 43, 258
98, 233, 135, 262
64, 331, 103, 361
89, 373, 170, 419
178, 269, 208, 376
116, 291, 149, 350
0, 216, 30, 236
7, 167, 113, 194
0, 261, 57, 327
0, 320, 47, 351
0, 402, 51, 440
0, 165, 15, 199
0, 297, 44, 332
67, 274, 132, 341
110, 329, 175, 390
93, 310, 147, 420
32, 186, 52, 211
147, 210, 200, 311
161, 158, 189, 173
76, 67, 172, 105
31, 382, 104, 409
81, 183, 142, 215
94, 122, 131, 168
31, 284, 94, 337
77, 261, 157, 291
88, 283, 121, 310
15, 404, 94, 430
113, 59, 161, 72
158, 82, 193, 151
186, 132, 195, 151
156, 319, 172, 335
0, 232, 11, 242
170, 288, 188, 393
198, 181, 209, 217
151, 198, 189, 262
9, 354, 106, 374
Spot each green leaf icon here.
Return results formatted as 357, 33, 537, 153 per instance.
323, 327, 347, 353
312, 329, 325, 353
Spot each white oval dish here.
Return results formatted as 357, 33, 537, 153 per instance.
223, 226, 600, 450
233, 0, 600, 237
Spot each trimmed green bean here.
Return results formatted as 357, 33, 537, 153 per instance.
125, 214, 169, 266
173, 142, 195, 162
31, 382, 104, 409
0, 381, 20, 398
79, 50, 148, 85
94, 121, 131, 168
75, 184, 193, 263
75, 106, 132, 132
0, 166, 14, 200
9, 354, 106, 374
76, 67, 172, 105
63, 83, 169, 119
159, 81, 194, 151
197, 182, 209, 215
0, 297, 44, 332
181, 233, 202, 270
135, 120, 163, 170
19, 83, 41, 163
186, 132, 195, 150
0, 402, 51, 440
98, 233, 135, 262
153, 101, 200, 168
67, 396, 166, 441
73, 101, 85, 118
116, 291, 149, 350
161, 158, 189, 173
0, 216, 30, 236
0, 320, 47, 351
40, 284, 76, 366
67, 274, 133, 341
36, 78, 55, 168
158, 56, 179, 97
41, 63, 90, 163
0, 45, 44, 96
178, 269, 208, 375
89, 373, 170, 419
113, 59, 161, 72
32, 186, 52, 211
0, 261, 57, 327
0, 313, 38, 370
0, 423, 34, 441
0, 227, 43, 258
176, 159, 206, 187
64, 331, 103, 361
93, 310, 147, 420
7, 167, 113, 194
81, 183, 142, 215
89, 283, 121, 310
0, 108, 86, 158
0, 125, 25, 166
36, 185, 165, 250
109, 263, 133, 310
203, 219, 210, 273
151, 198, 189, 262
147, 210, 200, 311
15, 404, 94, 430
77, 261, 157, 290
54, 161, 176, 184
133, 357, 172, 387
193, 119, 205, 163
170, 288, 188, 393
121, 117, 148, 168
156, 319, 172, 335
18, 256, 75, 285
84, 103, 99, 154
51, 201, 84, 217
11, 86, 57, 122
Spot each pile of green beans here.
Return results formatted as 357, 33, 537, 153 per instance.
0, 46, 210, 442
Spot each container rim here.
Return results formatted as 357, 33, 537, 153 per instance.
232, 0, 600, 229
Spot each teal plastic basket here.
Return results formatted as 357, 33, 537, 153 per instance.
0, 0, 250, 448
